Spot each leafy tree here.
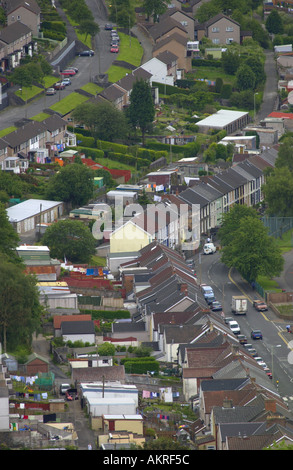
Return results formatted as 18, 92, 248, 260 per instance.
0, 255, 43, 351
262, 167, 293, 217
275, 136, 293, 172
142, 0, 170, 22
195, 1, 221, 23
72, 101, 128, 142
219, 206, 284, 282
236, 64, 256, 91
97, 342, 115, 356
109, 0, 135, 28
0, 203, 20, 263
46, 162, 94, 208
244, 56, 265, 85
218, 204, 259, 246
42, 219, 96, 263
11, 66, 33, 89
78, 19, 100, 42
221, 49, 241, 75
127, 79, 155, 146
266, 10, 284, 34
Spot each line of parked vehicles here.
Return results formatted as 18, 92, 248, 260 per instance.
200, 283, 271, 378
105, 23, 120, 53
46, 67, 79, 95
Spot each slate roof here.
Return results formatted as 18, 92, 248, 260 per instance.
42, 114, 67, 132
61, 320, 95, 334
53, 314, 92, 330
152, 32, 188, 53
0, 21, 32, 44
200, 378, 249, 392
71, 365, 126, 383
1, 120, 46, 147
6, 0, 41, 15
156, 50, 178, 65
148, 17, 188, 42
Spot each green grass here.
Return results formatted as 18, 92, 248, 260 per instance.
43, 75, 58, 88
81, 83, 103, 95
0, 126, 17, 137
118, 32, 143, 67
107, 65, 132, 83
275, 228, 293, 254
256, 275, 282, 292
90, 255, 107, 267
189, 66, 235, 85
49, 92, 89, 115
65, 14, 92, 48
15, 85, 43, 101
31, 112, 50, 122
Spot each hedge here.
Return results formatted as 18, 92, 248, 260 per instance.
191, 58, 222, 68
121, 358, 160, 374
75, 146, 105, 160
42, 30, 66, 41
107, 151, 149, 169
75, 133, 95, 148
81, 309, 131, 320
152, 81, 189, 96
145, 141, 186, 155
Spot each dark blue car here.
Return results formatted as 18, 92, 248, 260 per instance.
251, 330, 263, 340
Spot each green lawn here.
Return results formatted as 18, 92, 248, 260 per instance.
81, 82, 103, 95
0, 126, 17, 137
31, 112, 50, 122
188, 66, 235, 85
118, 32, 143, 67
107, 65, 132, 83
43, 76, 58, 88
15, 85, 43, 101
49, 92, 89, 115
65, 14, 92, 48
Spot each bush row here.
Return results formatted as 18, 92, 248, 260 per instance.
192, 58, 222, 68
81, 309, 131, 320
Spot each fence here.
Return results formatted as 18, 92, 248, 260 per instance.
261, 216, 293, 240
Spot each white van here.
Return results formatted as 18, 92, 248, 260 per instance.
228, 320, 240, 335
203, 243, 216, 255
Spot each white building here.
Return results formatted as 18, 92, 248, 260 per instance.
6, 199, 63, 234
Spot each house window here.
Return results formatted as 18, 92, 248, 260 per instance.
226, 26, 234, 32
181, 21, 188, 26
17, 15, 21, 20
226, 38, 234, 44
212, 38, 220, 44
212, 27, 219, 32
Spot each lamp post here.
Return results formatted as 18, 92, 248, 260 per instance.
271, 344, 281, 383
254, 92, 259, 122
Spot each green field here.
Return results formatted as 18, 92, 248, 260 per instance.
118, 32, 143, 67
15, 85, 43, 101
49, 92, 89, 115
0, 126, 17, 137
81, 83, 103, 95
107, 65, 132, 83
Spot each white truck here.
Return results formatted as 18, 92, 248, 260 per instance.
203, 243, 216, 255
231, 295, 247, 315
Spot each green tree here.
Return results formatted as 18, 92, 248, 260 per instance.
97, 342, 115, 356
220, 208, 284, 282
275, 136, 293, 172
142, 0, 170, 22
11, 66, 33, 90
236, 64, 256, 91
127, 79, 155, 146
72, 101, 128, 142
42, 219, 96, 263
0, 255, 43, 352
195, 1, 221, 23
221, 49, 241, 75
266, 10, 284, 34
218, 204, 259, 246
0, 203, 20, 262
244, 56, 265, 85
78, 19, 100, 42
46, 162, 94, 208
262, 167, 293, 217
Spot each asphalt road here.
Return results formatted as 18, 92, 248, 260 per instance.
197, 249, 293, 411
0, 0, 153, 130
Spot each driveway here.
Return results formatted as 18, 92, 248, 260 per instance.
255, 50, 278, 123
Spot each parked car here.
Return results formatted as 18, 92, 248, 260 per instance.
110, 45, 119, 53
105, 23, 113, 30
205, 295, 216, 305
253, 300, 268, 311
210, 301, 222, 312
70, 67, 79, 73
255, 357, 267, 368
54, 82, 65, 90
46, 87, 56, 95
238, 334, 247, 345
229, 320, 240, 335
62, 78, 71, 86
60, 69, 76, 76
247, 347, 258, 357
111, 39, 119, 46
78, 50, 94, 56
251, 329, 263, 340
224, 316, 234, 325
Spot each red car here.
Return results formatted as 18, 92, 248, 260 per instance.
110, 45, 119, 53
54, 82, 65, 90
60, 69, 76, 76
